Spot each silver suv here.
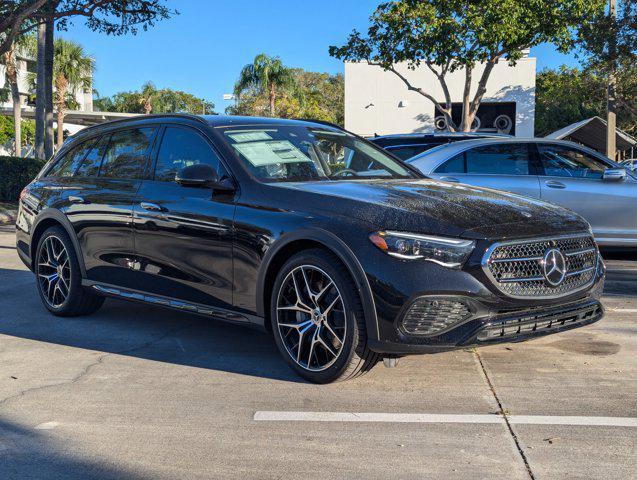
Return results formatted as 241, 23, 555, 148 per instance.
408, 138, 637, 247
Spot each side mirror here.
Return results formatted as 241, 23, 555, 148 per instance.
175, 164, 218, 188
602, 168, 627, 182
175, 164, 235, 192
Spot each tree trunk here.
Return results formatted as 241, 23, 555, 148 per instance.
269, 85, 276, 116
34, 22, 46, 160
55, 76, 67, 148
3, 47, 21, 156
10, 74, 21, 156
44, 13, 55, 158
460, 67, 474, 132
144, 100, 152, 114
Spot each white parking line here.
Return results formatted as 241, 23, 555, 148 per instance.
254, 411, 637, 428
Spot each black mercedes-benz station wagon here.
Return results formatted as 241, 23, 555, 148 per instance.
16, 114, 605, 383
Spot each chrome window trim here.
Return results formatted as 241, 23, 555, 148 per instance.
481, 232, 599, 300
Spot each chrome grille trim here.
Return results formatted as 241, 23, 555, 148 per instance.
482, 232, 599, 299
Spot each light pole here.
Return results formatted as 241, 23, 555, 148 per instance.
606, 0, 617, 160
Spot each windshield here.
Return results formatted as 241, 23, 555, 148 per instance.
219, 125, 416, 182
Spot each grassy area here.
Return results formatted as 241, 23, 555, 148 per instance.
0, 201, 18, 224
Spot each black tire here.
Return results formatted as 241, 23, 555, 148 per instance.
35, 226, 104, 317
270, 248, 379, 383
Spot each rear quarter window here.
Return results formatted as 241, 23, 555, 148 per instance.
45, 139, 96, 178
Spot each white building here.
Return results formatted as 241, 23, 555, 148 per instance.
344, 52, 536, 137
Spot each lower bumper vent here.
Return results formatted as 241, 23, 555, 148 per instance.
477, 301, 602, 341
401, 298, 472, 336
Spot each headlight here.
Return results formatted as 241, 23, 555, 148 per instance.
369, 231, 475, 268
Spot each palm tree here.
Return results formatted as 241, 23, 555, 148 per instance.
2, 35, 35, 156
234, 54, 293, 116
2, 44, 22, 155
52, 39, 94, 148
139, 81, 157, 114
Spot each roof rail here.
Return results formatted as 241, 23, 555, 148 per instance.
293, 118, 343, 129
74, 113, 207, 136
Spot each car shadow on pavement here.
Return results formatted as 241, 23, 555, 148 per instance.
0, 418, 155, 480
0, 268, 306, 384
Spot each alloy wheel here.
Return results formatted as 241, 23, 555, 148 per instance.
276, 265, 347, 372
37, 236, 71, 308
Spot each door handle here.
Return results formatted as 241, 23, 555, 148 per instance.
140, 202, 167, 212
545, 180, 566, 189
440, 176, 460, 183
68, 195, 89, 204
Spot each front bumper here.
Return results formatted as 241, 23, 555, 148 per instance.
363, 238, 606, 355
368, 297, 604, 355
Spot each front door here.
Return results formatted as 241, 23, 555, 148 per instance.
132, 125, 237, 310
536, 143, 637, 245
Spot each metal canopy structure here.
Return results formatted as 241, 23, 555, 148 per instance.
0, 107, 140, 126
546, 116, 636, 159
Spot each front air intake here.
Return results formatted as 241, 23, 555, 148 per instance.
401, 298, 472, 336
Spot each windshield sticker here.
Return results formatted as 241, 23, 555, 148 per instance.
233, 140, 312, 166
226, 131, 273, 143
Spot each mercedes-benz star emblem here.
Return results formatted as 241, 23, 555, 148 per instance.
542, 248, 567, 286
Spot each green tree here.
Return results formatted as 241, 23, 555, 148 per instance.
535, 66, 636, 136
138, 81, 156, 114
329, 0, 605, 132
234, 53, 293, 116
0, 116, 36, 149
0, 1, 174, 158
535, 67, 606, 137
227, 66, 344, 125
577, 1, 636, 118
52, 38, 94, 147
94, 84, 215, 115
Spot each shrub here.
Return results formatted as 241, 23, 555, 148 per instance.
0, 156, 45, 201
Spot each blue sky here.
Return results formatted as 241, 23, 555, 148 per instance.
62, 0, 578, 112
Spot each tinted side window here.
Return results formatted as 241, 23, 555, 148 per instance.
47, 139, 95, 177
99, 128, 156, 179
435, 153, 466, 173
538, 144, 607, 179
387, 144, 439, 160
154, 127, 222, 182
75, 135, 109, 177
465, 144, 530, 175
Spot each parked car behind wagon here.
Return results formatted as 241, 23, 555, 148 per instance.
369, 132, 511, 161
408, 138, 637, 248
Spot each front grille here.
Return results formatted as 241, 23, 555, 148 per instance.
476, 301, 603, 341
401, 298, 472, 336
483, 233, 598, 298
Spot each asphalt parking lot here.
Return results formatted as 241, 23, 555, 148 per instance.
0, 224, 635, 480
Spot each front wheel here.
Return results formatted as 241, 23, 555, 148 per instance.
270, 249, 379, 383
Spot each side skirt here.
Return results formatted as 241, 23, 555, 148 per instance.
82, 280, 266, 330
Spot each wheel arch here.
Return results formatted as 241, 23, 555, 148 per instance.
256, 228, 379, 340
31, 209, 87, 278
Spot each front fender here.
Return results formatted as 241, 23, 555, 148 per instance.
255, 227, 380, 341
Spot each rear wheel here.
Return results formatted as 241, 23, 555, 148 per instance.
35, 226, 104, 316
270, 249, 379, 383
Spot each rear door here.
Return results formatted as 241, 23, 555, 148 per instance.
132, 124, 237, 311
428, 143, 542, 199
66, 127, 158, 289
536, 142, 637, 244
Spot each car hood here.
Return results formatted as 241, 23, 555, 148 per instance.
267, 178, 590, 240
